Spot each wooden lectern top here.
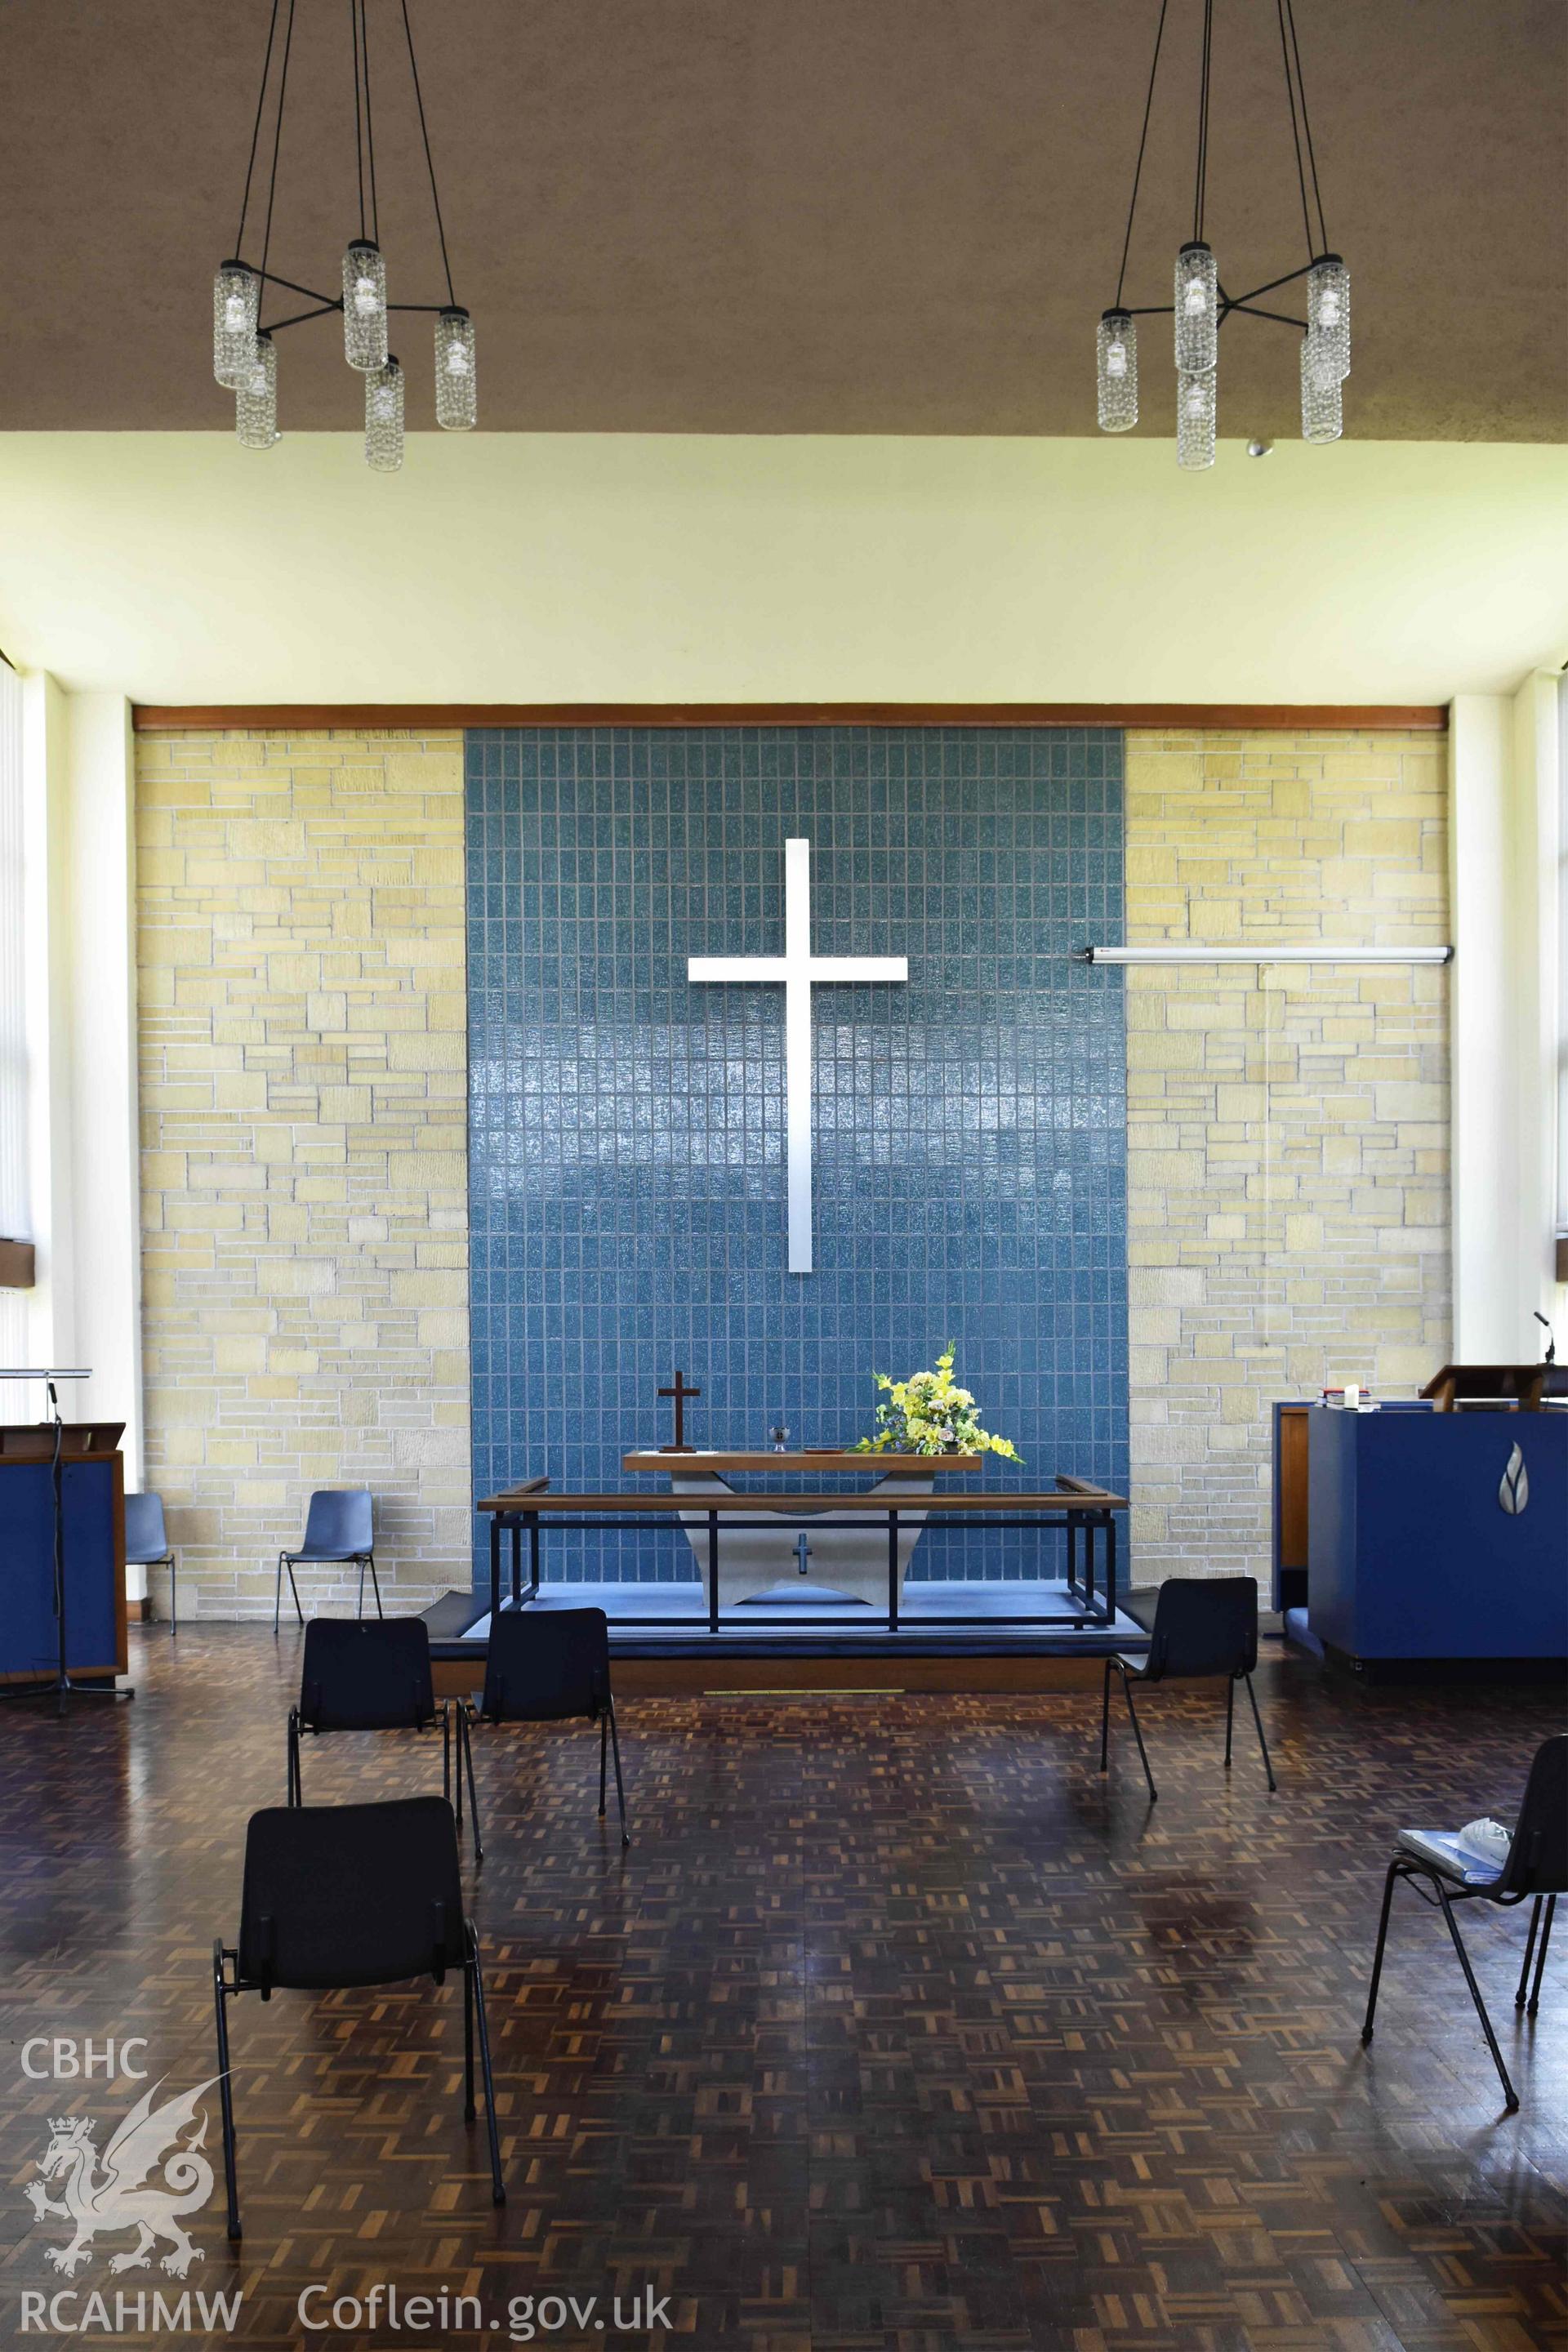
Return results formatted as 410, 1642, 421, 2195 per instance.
0, 1421, 125, 1459
1419, 1365, 1562, 1411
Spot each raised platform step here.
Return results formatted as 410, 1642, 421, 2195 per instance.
423, 1579, 1150, 1696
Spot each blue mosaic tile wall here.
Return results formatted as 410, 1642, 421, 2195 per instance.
466, 728, 1127, 1584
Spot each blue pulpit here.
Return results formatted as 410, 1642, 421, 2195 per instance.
1307, 1405, 1566, 1672
0, 1430, 127, 1685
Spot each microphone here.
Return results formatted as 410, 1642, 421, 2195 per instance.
1535, 1310, 1557, 1366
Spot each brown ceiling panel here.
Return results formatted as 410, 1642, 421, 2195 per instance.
1, 0, 1562, 439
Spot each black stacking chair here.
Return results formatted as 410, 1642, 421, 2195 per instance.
470, 1607, 629, 1846
1099, 1575, 1275, 1802
211, 1796, 504, 2239
1361, 1734, 1567, 2111
287, 1619, 481, 1859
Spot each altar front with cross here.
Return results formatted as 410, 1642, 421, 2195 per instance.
688, 835, 906, 1273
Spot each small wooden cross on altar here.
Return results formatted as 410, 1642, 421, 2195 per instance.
658, 1368, 701, 1453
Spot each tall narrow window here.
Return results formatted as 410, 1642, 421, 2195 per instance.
1557, 673, 1568, 1244
0, 657, 28, 1360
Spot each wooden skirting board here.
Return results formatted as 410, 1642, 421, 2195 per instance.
434, 1653, 1107, 1698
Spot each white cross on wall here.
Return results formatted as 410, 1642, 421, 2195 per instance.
688, 837, 907, 1274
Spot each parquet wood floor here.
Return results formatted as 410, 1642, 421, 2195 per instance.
0, 1629, 1563, 2349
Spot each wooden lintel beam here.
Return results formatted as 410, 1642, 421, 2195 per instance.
131, 702, 1448, 735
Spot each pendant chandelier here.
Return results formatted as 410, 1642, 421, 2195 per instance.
213, 1, 475, 469
1096, 0, 1349, 467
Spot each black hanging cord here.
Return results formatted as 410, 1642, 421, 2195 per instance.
402, 0, 457, 305
236, 0, 282, 256
361, 0, 381, 244
1276, 0, 1315, 261
1283, 0, 1330, 252
258, 0, 298, 321
351, 0, 367, 240
47, 1384, 63, 1627
1114, 0, 1170, 310
1193, 0, 1214, 244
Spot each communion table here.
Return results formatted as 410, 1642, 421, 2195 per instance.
470, 1463, 1127, 1642
622, 1449, 967, 1610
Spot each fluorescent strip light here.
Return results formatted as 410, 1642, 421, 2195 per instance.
1080, 944, 1453, 965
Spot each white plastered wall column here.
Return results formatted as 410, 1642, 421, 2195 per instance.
19, 671, 74, 1383
17, 673, 145, 1595
67, 691, 144, 1494
1448, 678, 1563, 1360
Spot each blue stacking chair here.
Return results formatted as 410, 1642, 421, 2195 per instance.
126, 1492, 179, 1634
274, 1490, 378, 1632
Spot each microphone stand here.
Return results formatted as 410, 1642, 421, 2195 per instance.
0, 1370, 134, 1717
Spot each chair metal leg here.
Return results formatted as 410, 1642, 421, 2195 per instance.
1224, 1675, 1235, 1768
357, 1557, 365, 1618
169, 1553, 178, 1637
1361, 1856, 1401, 2042
1243, 1673, 1276, 1792
279, 1556, 303, 1628
608, 1702, 630, 1846
1120, 1670, 1156, 1802
1434, 1881, 1519, 2109
1516, 1895, 1543, 2011
367, 1554, 383, 1619
1527, 1893, 1555, 2018
460, 1706, 483, 1862
466, 1924, 506, 2204
274, 1553, 284, 1636
443, 1704, 452, 1809
212, 1945, 241, 2242
463, 1948, 476, 2118
599, 1715, 609, 1817
1098, 1656, 1111, 1773
286, 1709, 301, 1806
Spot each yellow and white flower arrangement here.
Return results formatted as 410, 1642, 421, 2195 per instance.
853, 1344, 1022, 1462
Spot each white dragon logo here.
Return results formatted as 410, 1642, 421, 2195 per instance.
24, 2078, 217, 2278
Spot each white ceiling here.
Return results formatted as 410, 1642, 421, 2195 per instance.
1, 431, 1566, 706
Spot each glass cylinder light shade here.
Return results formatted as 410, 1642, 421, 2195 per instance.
342, 239, 389, 372
434, 306, 477, 430
1307, 253, 1351, 380
212, 260, 260, 389
1174, 241, 1218, 372
1300, 334, 1343, 443
1096, 310, 1138, 432
365, 355, 405, 471
1176, 367, 1216, 470
235, 332, 278, 449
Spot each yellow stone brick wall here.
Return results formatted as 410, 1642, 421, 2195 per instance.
1124, 728, 1451, 1586
136, 730, 470, 1617
135, 720, 1450, 1610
